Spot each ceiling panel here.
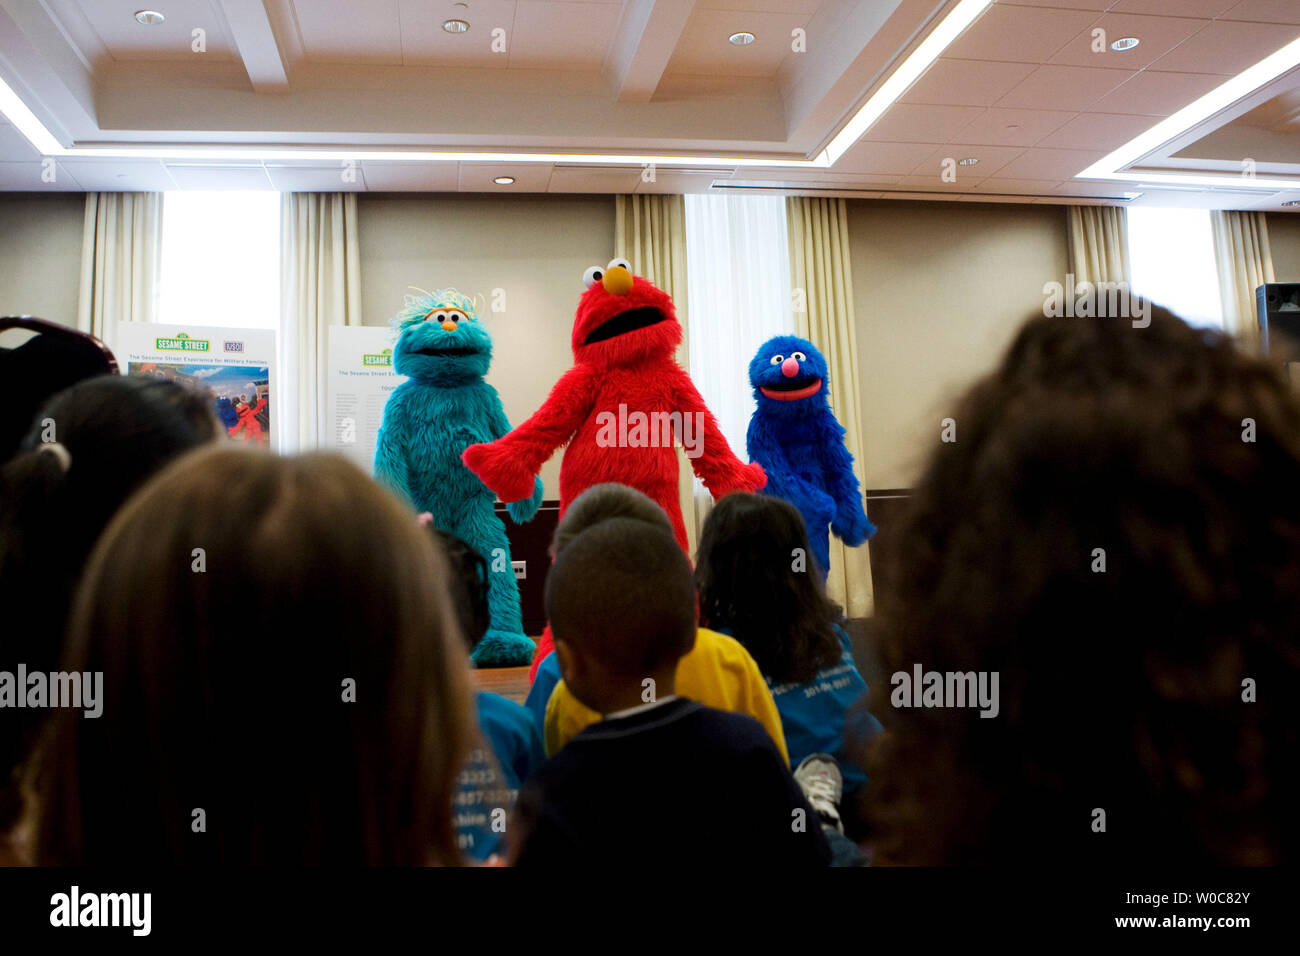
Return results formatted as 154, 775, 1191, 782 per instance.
996, 64, 1135, 112
397, 0, 519, 68
910, 143, 1029, 178
894, 173, 988, 190
997, 0, 1110, 9
1089, 69, 1226, 115
0, 161, 81, 190
456, 163, 553, 191
360, 162, 460, 191
969, 177, 1064, 193
953, 106, 1077, 146
635, 170, 731, 194
900, 58, 1037, 107
1149, 19, 1300, 75
1222, 0, 1300, 24
699, 0, 821, 13
547, 167, 644, 193
862, 103, 986, 143
165, 164, 275, 189
74, 0, 238, 60
665, 8, 815, 78
943, 3, 1101, 64
509, 2, 621, 71
987, 146, 1108, 179
1035, 111, 1161, 150
832, 140, 945, 175
0, 122, 41, 162
60, 159, 176, 190
1110, 0, 1236, 15
265, 166, 366, 191
293, 0, 403, 64
1048, 12, 1209, 72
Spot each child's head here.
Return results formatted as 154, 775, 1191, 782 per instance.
545, 517, 695, 713
696, 492, 842, 684
431, 528, 491, 654
31, 448, 473, 865
867, 306, 1300, 866
550, 482, 672, 558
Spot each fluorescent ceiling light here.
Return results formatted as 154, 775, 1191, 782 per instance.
0, 74, 63, 155
1078, 35, 1300, 192
820, 0, 993, 166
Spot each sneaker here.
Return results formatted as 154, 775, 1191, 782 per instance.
794, 753, 844, 834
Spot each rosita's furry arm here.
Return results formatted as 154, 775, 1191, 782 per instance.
373, 406, 414, 508
667, 366, 767, 497
463, 363, 600, 503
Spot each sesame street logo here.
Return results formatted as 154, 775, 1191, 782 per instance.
363, 349, 393, 367
156, 333, 210, 352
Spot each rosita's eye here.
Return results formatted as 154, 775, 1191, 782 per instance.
769, 354, 784, 365
792, 351, 806, 361
607, 257, 631, 272
446, 311, 466, 323
582, 266, 603, 289
426, 310, 447, 323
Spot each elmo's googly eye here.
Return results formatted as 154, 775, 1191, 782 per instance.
447, 311, 466, 323
770, 354, 784, 365
792, 351, 806, 361
583, 266, 603, 289
607, 257, 631, 273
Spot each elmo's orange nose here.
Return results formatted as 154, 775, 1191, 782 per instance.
441, 321, 457, 332
602, 265, 633, 295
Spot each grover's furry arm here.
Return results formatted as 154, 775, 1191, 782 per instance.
485, 391, 544, 523
746, 416, 835, 523
818, 418, 875, 545
666, 365, 767, 497
463, 362, 601, 503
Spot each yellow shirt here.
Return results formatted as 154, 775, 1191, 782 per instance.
543, 627, 790, 763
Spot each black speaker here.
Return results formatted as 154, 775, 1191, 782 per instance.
1257, 282, 1300, 357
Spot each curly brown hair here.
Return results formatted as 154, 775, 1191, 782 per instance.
865, 306, 1300, 866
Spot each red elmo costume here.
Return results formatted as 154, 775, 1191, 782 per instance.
229, 397, 266, 444
462, 260, 766, 675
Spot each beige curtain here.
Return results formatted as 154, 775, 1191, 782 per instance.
786, 196, 874, 618
1211, 210, 1275, 348
280, 192, 363, 451
1066, 205, 1131, 286
76, 192, 163, 355
614, 194, 698, 552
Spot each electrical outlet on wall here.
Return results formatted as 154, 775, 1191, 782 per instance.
512, 560, 526, 580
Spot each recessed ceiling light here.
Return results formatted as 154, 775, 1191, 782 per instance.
728, 32, 756, 46
1110, 37, 1140, 52
958, 157, 979, 166
134, 10, 165, 25
443, 19, 470, 34
493, 176, 515, 185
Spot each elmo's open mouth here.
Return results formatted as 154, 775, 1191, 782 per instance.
582, 306, 665, 345
760, 377, 823, 401
414, 346, 479, 357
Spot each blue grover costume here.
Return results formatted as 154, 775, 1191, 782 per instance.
374, 289, 543, 666
746, 335, 875, 580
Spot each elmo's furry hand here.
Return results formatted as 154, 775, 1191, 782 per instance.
462, 441, 538, 505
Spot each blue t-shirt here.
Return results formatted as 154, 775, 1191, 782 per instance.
453, 690, 546, 862
738, 624, 880, 793
525, 652, 562, 730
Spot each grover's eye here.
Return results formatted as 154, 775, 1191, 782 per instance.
582, 266, 603, 289
607, 257, 631, 272
792, 351, 806, 361
769, 354, 784, 365
447, 311, 466, 323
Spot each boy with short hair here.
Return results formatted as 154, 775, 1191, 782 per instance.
511, 517, 829, 867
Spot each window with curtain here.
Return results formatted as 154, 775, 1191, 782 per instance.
1127, 207, 1224, 330
159, 192, 280, 329
683, 194, 794, 456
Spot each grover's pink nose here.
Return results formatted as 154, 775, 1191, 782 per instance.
781, 356, 800, 378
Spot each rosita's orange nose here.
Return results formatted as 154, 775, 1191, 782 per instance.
602, 265, 633, 295
441, 322, 457, 332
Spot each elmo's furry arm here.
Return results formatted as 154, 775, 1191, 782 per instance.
666, 365, 767, 497
485, 391, 544, 523
463, 362, 601, 503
